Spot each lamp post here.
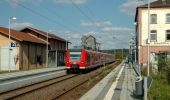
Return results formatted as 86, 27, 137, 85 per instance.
147, 0, 151, 77
66, 40, 67, 51
112, 36, 116, 60
122, 48, 123, 59
46, 31, 49, 68
130, 40, 133, 63
136, 1, 150, 100
131, 32, 136, 63
8, 16, 16, 72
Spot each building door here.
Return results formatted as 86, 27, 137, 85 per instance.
0, 46, 18, 71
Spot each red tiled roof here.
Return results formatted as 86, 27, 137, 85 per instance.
20, 27, 66, 42
138, 0, 170, 8
0, 27, 47, 44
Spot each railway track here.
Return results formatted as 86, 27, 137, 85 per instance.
53, 61, 119, 100
52, 71, 104, 99
0, 74, 78, 100
0, 61, 119, 100
52, 78, 89, 99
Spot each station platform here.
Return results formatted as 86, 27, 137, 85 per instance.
0, 66, 66, 93
80, 61, 140, 100
0, 66, 65, 81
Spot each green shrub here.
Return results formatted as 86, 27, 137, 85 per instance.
166, 66, 170, 84
158, 53, 167, 71
149, 73, 170, 100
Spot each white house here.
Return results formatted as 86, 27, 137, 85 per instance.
135, 0, 170, 68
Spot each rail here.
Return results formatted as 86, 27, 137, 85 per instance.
0, 74, 78, 99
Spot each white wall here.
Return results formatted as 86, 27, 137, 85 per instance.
0, 46, 19, 71
141, 8, 170, 46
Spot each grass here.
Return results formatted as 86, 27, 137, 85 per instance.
141, 67, 170, 100
148, 72, 170, 100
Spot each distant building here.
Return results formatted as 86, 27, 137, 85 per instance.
0, 27, 47, 70
135, 0, 170, 67
86, 35, 96, 50
81, 35, 97, 50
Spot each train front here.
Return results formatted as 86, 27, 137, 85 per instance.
65, 49, 85, 73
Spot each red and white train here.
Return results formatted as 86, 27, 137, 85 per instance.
65, 49, 114, 73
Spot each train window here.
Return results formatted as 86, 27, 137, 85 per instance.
87, 54, 90, 63
70, 52, 81, 62
90, 54, 93, 63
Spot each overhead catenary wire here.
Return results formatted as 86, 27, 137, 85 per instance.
86, 5, 99, 21
70, 0, 101, 32
39, 4, 81, 33
15, 2, 80, 33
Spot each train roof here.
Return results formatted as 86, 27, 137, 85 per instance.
69, 49, 82, 52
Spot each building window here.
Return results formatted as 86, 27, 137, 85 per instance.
166, 30, 170, 40
150, 14, 157, 24
166, 14, 170, 23
150, 30, 157, 41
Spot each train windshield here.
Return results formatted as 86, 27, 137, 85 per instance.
70, 52, 81, 62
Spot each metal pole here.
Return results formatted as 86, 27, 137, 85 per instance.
138, 46, 141, 74
135, 48, 136, 63
144, 77, 148, 100
130, 46, 132, 62
56, 50, 58, 67
46, 32, 48, 68
114, 49, 116, 60
8, 18, 11, 72
122, 48, 123, 59
66, 40, 67, 51
147, 0, 150, 76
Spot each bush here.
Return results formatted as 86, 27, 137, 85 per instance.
157, 52, 170, 84
158, 53, 167, 71
166, 66, 170, 84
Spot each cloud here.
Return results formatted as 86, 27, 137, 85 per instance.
82, 31, 131, 49
120, 0, 144, 15
5, 0, 42, 7
11, 22, 34, 30
83, 31, 96, 36
72, 33, 82, 39
5, 0, 23, 7
101, 27, 133, 33
79, 20, 133, 49
81, 20, 133, 33
120, 0, 156, 15
56, 29, 132, 49
80, 20, 112, 27
96, 33, 131, 49
54, 0, 87, 5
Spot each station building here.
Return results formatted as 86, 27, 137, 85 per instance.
135, 0, 170, 68
0, 26, 67, 71
0, 27, 47, 70
20, 27, 67, 67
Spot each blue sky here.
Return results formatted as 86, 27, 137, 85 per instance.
0, 0, 151, 49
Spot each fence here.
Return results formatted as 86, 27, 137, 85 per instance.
0, 46, 18, 71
